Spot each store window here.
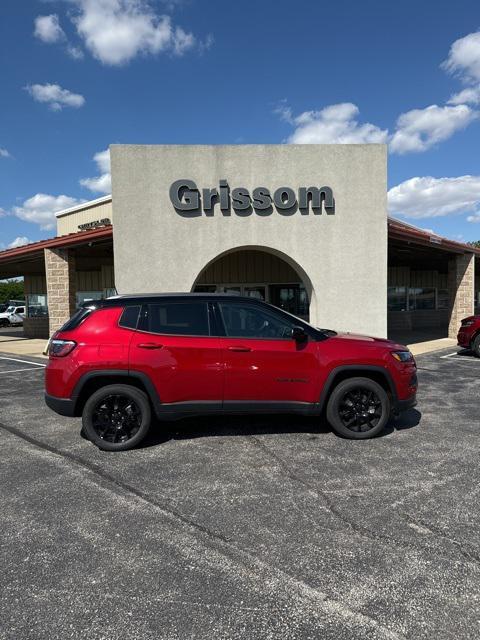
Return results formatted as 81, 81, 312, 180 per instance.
408, 287, 435, 310
76, 291, 102, 308
387, 287, 407, 312
437, 289, 450, 310
27, 294, 48, 317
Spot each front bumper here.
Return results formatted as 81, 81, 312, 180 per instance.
45, 393, 76, 417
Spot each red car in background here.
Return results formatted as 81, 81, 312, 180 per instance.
45, 294, 417, 451
457, 315, 480, 356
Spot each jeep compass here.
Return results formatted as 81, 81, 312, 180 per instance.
45, 294, 417, 451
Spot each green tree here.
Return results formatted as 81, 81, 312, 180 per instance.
467, 240, 480, 249
0, 279, 24, 304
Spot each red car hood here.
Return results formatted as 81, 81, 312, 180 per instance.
331, 332, 408, 351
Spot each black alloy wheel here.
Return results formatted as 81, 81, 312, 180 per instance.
326, 377, 390, 439
91, 394, 142, 443
338, 388, 382, 433
82, 384, 152, 451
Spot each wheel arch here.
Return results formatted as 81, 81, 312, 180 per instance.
72, 370, 161, 416
317, 365, 398, 413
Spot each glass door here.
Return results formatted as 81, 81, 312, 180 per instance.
269, 285, 309, 319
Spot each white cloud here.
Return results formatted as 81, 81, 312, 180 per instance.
389, 104, 477, 154
67, 45, 85, 60
8, 237, 32, 249
12, 194, 84, 230
34, 14, 65, 43
284, 103, 388, 144
80, 149, 111, 194
388, 175, 480, 219
467, 214, 480, 223
442, 30, 480, 83
448, 86, 480, 105
70, 0, 196, 66
0, 148, 10, 158
26, 83, 85, 111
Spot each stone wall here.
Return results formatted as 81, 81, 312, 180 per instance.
448, 253, 475, 339
44, 247, 77, 335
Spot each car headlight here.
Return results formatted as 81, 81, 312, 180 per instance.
391, 350, 414, 362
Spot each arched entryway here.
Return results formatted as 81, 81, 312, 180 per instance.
192, 246, 312, 320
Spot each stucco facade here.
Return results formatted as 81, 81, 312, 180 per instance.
111, 144, 388, 336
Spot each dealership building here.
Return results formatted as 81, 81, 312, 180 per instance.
0, 144, 478, 342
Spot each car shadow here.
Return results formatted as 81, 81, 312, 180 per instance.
136, 408, 422, 449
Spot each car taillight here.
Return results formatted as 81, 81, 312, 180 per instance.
48, 339, 77, 357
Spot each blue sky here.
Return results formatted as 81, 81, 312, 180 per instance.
2, 0, 480, 248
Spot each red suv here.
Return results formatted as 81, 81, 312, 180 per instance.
45, 294, 417, 451
457, 315, 480, 355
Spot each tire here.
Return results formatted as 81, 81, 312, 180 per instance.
82, 384, 152, 451
0, 319, 9, 328
326, 377, 390, 440
472, 334, 480, 358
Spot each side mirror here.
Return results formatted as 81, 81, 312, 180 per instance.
291, 326, 308, 342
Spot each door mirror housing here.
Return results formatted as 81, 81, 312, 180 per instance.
291, 326, 308, 342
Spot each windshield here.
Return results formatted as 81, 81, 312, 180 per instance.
5, 306, 15, 314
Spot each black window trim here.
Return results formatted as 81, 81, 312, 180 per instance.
137, 300, 213, 338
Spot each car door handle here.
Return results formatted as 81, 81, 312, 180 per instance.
228, 346, 252, 352
137, 342, 163, 349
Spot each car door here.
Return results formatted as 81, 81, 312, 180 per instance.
217, 300, 321, 407
129, 300, 224, 408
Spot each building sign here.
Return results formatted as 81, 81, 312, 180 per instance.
169, 180, 334, 217
78, 218, 111, 230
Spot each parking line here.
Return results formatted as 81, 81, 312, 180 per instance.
0, 367, 45, 374
0, 356, 46, 367
440, 352, 459, 359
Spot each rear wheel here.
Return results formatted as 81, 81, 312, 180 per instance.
82, 384, 151, 451
326, 377, 390, 439
472, 334, 480, 357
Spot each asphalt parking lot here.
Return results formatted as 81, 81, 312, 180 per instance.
1, 348, 479, 640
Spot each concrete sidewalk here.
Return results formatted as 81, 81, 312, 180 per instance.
0, 335, 48, 359
407, 337, 457, 356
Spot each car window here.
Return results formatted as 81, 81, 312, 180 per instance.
16, 307, 25, 314
144, 302, 209, 336
119, 305, 140, 330
5, 306, 14, 314
219, 302, 294, 339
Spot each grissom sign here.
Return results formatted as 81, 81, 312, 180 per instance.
169, 180, 334, 217
78, 218, 111, 230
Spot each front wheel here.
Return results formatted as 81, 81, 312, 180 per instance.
82, 384, 152, 451
326, 377, 390, 439
0, 319, 10, 327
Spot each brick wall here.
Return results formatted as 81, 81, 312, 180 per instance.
44, 247, 77, 335
448, 253, 475, 339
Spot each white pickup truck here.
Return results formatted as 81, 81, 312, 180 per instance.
0, 304, 26, 327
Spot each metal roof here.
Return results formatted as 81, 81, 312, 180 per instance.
0, 226, 113, 265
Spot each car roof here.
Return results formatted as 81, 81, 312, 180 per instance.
82, 293, 272, 308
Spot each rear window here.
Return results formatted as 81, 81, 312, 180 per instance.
142, 302, 209, 336
119, 305, 140, 330
59, 307, 93, 332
